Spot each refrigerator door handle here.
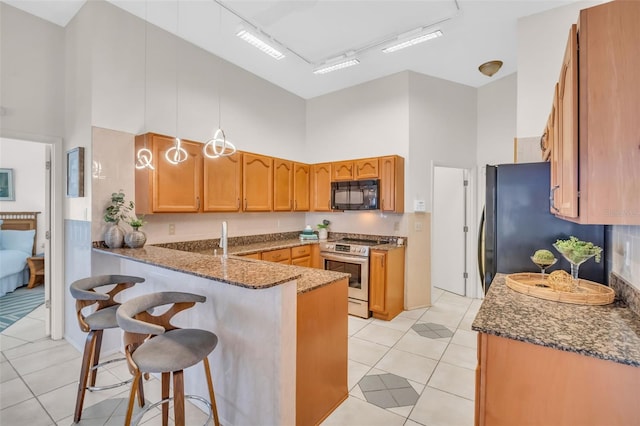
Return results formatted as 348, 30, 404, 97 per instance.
550, 185, 560, 212
478, 207, 486, 291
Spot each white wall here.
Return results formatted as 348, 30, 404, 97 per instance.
477, 73, 517, 170
306, 71, 410, 165
516, 0, 605, 138
0, 138, 47, 251
0, 3, 65, 140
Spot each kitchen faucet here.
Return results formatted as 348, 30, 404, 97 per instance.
220, 221, 228, 257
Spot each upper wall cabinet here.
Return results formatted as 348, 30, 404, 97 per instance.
135, 133, 203, 214
331, 158, 379, 181
203, 151, 242, 212
293, 163, 310, 212
273, 158, 293, 211
379, 155, 405, 213
311, 163, 332, 212
243, 153, 273, 212
549, 1, 640, 224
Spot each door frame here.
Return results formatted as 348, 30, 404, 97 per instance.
1, 131, 64, 339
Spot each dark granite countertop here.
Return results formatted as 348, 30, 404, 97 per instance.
472, 274, 640, 367
94, 245, 349, 294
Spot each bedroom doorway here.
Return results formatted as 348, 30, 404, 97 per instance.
0, 137, 60, 338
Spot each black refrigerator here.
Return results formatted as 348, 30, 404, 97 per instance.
482, 162, 606, 293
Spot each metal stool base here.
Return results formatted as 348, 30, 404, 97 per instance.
87, 357, 133, 392
132, 394, 214, 426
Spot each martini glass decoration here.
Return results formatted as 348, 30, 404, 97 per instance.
530, 253, 557, 281
553, 237, 602, 284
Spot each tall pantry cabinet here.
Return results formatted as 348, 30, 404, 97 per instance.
549, 0, 640, 224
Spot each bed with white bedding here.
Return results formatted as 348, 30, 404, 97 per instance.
0, 212, 38, 297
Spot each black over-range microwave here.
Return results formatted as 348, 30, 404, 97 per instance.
331, 179, 379, 210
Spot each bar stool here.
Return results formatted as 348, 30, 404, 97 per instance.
116, 291, 220, 426
69, 274, 145, 423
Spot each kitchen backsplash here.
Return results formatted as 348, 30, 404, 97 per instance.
609, 225, 640, 291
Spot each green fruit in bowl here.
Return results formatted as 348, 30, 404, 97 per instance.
533, 249, 555, 264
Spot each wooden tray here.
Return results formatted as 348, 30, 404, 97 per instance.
505, 273, 615, 305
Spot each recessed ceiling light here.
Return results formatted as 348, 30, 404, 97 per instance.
313, 58, 360, 75
236, 27, 285, 60
382, 29, 443, 53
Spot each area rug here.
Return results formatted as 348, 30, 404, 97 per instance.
0, 286, 44, 333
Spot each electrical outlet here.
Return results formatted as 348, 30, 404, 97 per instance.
168, 223, 175, 235
415, 222, 423, 231
394, 221, 400, 231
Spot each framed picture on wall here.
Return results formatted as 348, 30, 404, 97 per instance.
0, 168, 15, 201
66, 147, 85, 198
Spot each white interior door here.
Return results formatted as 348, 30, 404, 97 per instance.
433, 166, 467, 296
44, 145, 51, 336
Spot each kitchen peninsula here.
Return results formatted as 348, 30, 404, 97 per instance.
472, 274, 640, 426
93, 244, 349, 426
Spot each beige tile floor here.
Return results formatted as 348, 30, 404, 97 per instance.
0, 288, 480, 425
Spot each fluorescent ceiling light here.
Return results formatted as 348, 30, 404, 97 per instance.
313, 58, 360, 75
382, 29, 443, 53
236, 28, 285, 60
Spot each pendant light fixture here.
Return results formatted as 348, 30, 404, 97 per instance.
136, 0, 154, 170
166, 0, 188, 165
203, 4, 236, 159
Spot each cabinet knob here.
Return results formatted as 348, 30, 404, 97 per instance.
196, 196, 200, 210
244, 198, 248, 210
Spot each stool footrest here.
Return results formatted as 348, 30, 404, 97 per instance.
87, 357, 133, 392
132, 395, 214, 426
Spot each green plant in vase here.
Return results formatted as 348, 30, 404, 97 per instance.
553, 236, 602, 282
124, 214, 147, 249
103, 191, 134, 248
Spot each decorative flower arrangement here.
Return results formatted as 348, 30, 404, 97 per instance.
126, 215, 146, 230
317, 219, 330, 229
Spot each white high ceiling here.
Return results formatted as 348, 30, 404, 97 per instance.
3, 0, 580, 99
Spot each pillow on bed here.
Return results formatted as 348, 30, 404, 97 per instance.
0, 229, 35, 255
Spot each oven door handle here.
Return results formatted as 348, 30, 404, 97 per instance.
320, 253, 369, 264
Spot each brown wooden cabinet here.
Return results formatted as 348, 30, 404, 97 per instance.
135, 133, 203, 214
549, 1, 640, 224
293, 163, 310, 212
369, 247, 405, 321
291, 245, 311, 267
332, 157, 379, 181
475, 333, 640, 426
379, 155, 405, 213
243, 153, 273, 212
354, 158, 379, 179
261, 247, 291, 264
203, 151, 242, 212
311, 163, 332, 211
273, 158, 293, 211
331, 161, 354, 181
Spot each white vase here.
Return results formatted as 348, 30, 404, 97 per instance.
125, 228, 147, 248
104, 223, 124, 248
318, 228, 328, 240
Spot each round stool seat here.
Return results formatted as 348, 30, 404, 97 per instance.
84, 305, 119, 330
132, 329, 218, 373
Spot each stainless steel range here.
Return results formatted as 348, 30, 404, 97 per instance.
320, 238, 387, 318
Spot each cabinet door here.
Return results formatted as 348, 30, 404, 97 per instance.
243, 153, 273, 211
261, 248, 290, 263
293, 163, 310, 212
556, 24, 579, 218
149, 134, 203, 213
331, 161, 354, 181
369, 251, 387, 314
203, 151, 242, 212
549, 84, 561, 214
311, 163, 332, 211
273, 158, 293, 211
379, 156, 404, 213
291, 256, 311, 267
355, 158, 379, 179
